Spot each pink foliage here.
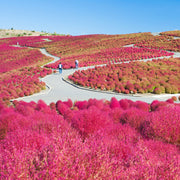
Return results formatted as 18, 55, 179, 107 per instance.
74, 100, 88, 110
0, 44, 52, 73
119, 99, 130, 110
120, 107, 147, 130
45, 46, 174, 69
110, 97, 120, 109
69, 58, 179, 95
109, 107, 124, 123
1, 33, 180, 178
63, 99, 73, 108
141, 105, 180, 144
72, 105, 112, 138
87, 98, 105, 110
56, 100, 70, 116
150, 100, 174, 111
133, 101, 150, 112
0, 98, 180, 178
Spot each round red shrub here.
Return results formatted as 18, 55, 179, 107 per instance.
109, 107, 124, 123
110, 97, 120, 109
133, 101, 150, 112
171, 96, 177, 101
87, 99, 104, 110
120, 107, 147, 130
141, 105, 180, 144
72, 106, 112, 138
63, 99, 73, 108
49, 102, 56, 110
74, 100, 88, 110
153, 87, 161, 94
166, 98, 174, 103
150, 100, 169, 111
56, 100, 70, 116
119, 99, 130, 110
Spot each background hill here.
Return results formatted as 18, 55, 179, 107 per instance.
0, 29, 60, 38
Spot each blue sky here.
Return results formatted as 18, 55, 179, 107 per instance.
0, 0, 179, 35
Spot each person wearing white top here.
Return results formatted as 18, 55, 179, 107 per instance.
75, 59, 79, 69
59, 62, 62, 74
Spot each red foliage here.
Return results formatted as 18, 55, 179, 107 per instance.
63, 99, 73, 108
135, 34, 180, 52
119, 99, 131, 110
87, 98, 104, 109
56, 100, 69, 115
109, 107, 124, 123
72, 105, 112, 138
0, 44, 52, 73
46, 46, 174, 69
110, 97, 120, 109
171, 96, 178, 101
141, 105, 180, 144
0, 66, 52, 105
120, 107, 147, 130
133, 101, 150, 112
69, 58, 179, 95
74, 100, 88, 110
0, 32, 180, 178
150, 100, 172, 111
0, 98, 180, 178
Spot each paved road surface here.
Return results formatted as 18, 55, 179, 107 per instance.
13, 42, 180, 104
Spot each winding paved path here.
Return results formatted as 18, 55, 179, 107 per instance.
14, 44, 180, 104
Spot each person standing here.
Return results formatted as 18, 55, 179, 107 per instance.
75, 59, 79, 69
59, 62, 62, 74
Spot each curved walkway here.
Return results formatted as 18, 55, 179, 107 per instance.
14, 47, 180, 104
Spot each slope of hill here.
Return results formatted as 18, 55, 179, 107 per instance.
0, 29, 59, 38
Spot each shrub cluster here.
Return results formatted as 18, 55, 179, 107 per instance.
45, 47, 173, 69
0, 43, 53, 106
0, 67, 52, 106
0, 98, 180, 179
135, 35, 180, 52
0, 35, 49, 46
0, 44, 53, 73
69, 57, 180, 94
160, 30, 180, 37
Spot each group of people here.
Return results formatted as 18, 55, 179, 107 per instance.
58, 59, 79, 74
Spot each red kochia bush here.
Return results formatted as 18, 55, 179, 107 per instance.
119, 99, 131, 110
63, 99, 73, 108
87, 98, 105, 110
1, 98, 180, 179
86, 123, 139, 161
133, 101, 150, 112
69, 58, 179, 95
150, 100, 174, 111
74, 100, 89, 110
109, 107, 124, 123
72, 105, 112, 138
120, 107, 147, 130
134, 139, 180, 179
56, 100, 70, 115
15, 101, 36, 116
110, 97, 120, 109
141, 105, 180, 144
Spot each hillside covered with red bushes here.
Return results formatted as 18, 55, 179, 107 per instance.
0, 30, 180, 179
0, 98, 180, 179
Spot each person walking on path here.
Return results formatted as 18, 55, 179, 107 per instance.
75, 59, 79, 69
58, 62, 63, 74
